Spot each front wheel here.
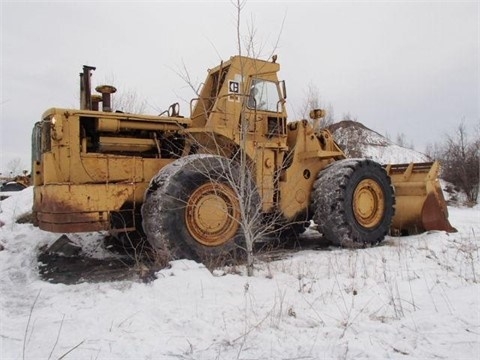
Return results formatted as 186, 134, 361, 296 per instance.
312, 159, 395, 246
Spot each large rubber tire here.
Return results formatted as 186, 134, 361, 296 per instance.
141, 155, 259, 262
312, 159, 395, 247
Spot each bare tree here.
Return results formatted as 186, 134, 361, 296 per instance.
395, 133, 407, 147
142, 0, 294, 276
6, 158, 26, 177
342, 112, 358, 122
425, 141, 442, 161
97, 73, 147, 114
395, 133, 414, 150
113, 88, 147, 114
437, 121, 479, 204
300, 83, 335, 130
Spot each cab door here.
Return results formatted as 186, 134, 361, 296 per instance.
246, 78, 287, 211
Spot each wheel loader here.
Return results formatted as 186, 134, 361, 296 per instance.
31, 55, 455, 260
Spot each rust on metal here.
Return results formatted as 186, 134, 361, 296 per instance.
421, 188, 457, 233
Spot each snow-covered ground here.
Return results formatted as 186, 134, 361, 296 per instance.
1, 188, 479, 360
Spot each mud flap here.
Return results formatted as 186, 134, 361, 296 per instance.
385, 161, 456, 235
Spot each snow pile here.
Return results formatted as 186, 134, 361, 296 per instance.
0, 186, 34, 225
329, 120, 429, 164
1, 190, 479, 359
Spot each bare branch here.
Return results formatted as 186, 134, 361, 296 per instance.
23, 290, 41, 360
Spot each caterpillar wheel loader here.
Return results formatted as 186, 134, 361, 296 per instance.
32, 55, 455, 261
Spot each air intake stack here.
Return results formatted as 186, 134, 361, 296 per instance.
96, 85, 117, 112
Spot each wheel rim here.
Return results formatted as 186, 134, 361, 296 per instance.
185, 182, 241, 246
353, 179, 385, 228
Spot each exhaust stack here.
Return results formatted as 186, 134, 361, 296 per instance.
79, 65, 96, 110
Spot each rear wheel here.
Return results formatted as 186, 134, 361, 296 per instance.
312, 159, 395, 246
142, 155, 257, 261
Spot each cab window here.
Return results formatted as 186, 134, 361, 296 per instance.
247, 79, 280, 112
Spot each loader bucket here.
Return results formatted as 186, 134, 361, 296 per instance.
384, 161, 457, 235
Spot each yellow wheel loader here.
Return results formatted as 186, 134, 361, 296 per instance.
32, 55, 455, 260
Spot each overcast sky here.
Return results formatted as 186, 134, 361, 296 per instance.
1, 0, 478, 174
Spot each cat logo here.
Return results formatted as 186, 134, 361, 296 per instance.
228, 81, 239, 94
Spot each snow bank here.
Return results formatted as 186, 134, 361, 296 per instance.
0, 186, 34, 225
